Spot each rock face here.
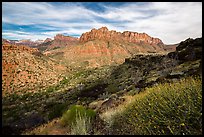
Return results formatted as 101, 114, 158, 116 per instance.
80, 27, 164, 46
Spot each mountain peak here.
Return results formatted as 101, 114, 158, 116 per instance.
79, 27, 163, 46
98, 26, 109, 32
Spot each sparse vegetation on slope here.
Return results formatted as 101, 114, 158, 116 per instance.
110, 76, 202, 135
2, 37, 202, 135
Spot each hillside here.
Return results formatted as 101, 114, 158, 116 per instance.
2, 37, 202, 135
2, 42, 67, 96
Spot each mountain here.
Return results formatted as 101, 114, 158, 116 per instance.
2, 42, 67, 96
34, 34, 79, 51
46, 34, 79, 50
164, 43, 178, 52
44, 27, 167, 68
80, 27, 164, 47
10, 39, 44, 47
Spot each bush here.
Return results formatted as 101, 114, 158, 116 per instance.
111, 77, 202, 135
70, 112, 92, 135
48, 103, 67, 120
60, 105, 96, 127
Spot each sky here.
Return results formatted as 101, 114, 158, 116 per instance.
2, 2, 202, 44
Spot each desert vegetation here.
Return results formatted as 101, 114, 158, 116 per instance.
2, 29, 202, 136
110, 76, 202, 135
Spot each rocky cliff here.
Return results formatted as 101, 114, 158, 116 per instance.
80, 27, 163, 46
45, 27, 166, 68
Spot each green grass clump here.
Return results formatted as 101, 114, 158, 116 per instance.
111, 76, 202, 135
60, 105, 96, 127
70, 112, 92, 135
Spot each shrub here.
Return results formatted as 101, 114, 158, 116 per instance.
111, 76, 202, 135
48, 103, 67, 120
60, 105, 96, 127
70, 112, 92, 135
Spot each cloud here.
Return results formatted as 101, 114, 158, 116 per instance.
2, 2, 202, 44
3, 32, 50, 40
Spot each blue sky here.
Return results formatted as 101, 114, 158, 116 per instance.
2, 2, 202, 44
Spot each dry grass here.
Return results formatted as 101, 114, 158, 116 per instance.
69, 112, 92, 135
99, 95, 136, 134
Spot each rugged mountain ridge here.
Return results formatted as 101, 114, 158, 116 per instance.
80, 27, 163, 46
45, 27, 167, 68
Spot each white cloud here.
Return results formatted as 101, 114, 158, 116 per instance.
3, 32, 49, 40
2, 2, 202, 44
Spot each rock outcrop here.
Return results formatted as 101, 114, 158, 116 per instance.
168, 37, 202, 62
80, 27, 164, 47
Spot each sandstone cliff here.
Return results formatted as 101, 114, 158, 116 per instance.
80, 27, 163, 46
45, 27, 166, 68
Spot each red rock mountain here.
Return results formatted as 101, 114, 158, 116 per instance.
44, 27, 167, 68
80, 27, 163, 46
